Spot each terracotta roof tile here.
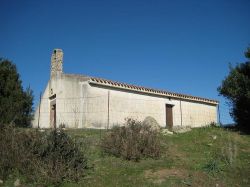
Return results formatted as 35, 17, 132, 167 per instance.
89, 76, 218, 105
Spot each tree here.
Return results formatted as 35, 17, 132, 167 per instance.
0, 58, 33, 127
218, 47, 250, 132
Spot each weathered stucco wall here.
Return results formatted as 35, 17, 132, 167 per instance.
32, 82, 50, 128
32, 74, 87, 128
82, 83, 217, 128
83, 84, 173, 128
51, 74, 89, 128
179, 100, 217, 127
33, 75, 218, 129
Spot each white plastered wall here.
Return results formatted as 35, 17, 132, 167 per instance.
178, 100, 217, 127
32, 74, 87, 128
82, 83, 217, 128
52, 74, 89, 128
32, 83, 50, 128
84, 83, 173, 128
33, 75, 218, 129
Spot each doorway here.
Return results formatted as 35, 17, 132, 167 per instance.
166, 104, 173, 130
50, 104, 56, 128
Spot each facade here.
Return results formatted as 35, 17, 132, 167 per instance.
32, 49, 219, 129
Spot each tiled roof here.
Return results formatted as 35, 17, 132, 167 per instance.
89, 77, 219, 105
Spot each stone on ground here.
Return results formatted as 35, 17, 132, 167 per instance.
161, 129, 173, 135
142, 116, 161, 131
14, 179, 20, 187
172, 126, 192, 133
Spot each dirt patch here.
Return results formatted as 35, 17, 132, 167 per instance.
191, 171, 226, 187
144, 168, 188, 184
190, 171, 210, 186
144, 169, 226, 186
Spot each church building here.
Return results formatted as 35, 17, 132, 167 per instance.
32, 49, 218, 129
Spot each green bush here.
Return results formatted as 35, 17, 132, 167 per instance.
218, 47, 250, 133
101, 118, 161, 161
0, 125, 88, 185
0, 59, 33, 127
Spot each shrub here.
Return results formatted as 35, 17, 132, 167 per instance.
0, 125, 88, 185
101, 118, 161, 161
203, 159, 222, 175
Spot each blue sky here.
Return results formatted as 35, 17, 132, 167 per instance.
1, 0, 250, 124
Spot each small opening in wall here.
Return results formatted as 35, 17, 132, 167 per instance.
49, 94, 56, 100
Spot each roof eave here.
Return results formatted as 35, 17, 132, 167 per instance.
88, 79, 219, 105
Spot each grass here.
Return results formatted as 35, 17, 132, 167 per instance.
62, 126, 250, 187
2, 126, 250, 186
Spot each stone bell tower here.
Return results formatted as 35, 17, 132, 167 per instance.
50, 49, 63, 77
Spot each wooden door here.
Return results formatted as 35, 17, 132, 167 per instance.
166, 104, 173, 129
50, 104, 56, 128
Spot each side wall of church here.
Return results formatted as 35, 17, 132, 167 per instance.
82, 83, 218, 128
178, 100, 217, 127
82, 83, 172, 128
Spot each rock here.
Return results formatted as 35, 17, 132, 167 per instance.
142, 116, 161, 132
0, 179, 3, 184
14, 179, 20, 187
161, 129, 173, 135
39, 129, 45, 132
172, 126, 191, 134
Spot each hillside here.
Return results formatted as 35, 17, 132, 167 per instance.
2, 126, 249, 187
62, 127, 250, 187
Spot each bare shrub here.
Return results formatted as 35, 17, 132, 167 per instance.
0, 124, 88, 185
101, 118, 161, 161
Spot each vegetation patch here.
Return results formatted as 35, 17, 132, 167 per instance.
0, 59, 33, 127
0, 125, 88, 186
1, 126, 249, 187
218, 47, 250, 133
144, 168, 189, 184
101, 118, 161, 161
